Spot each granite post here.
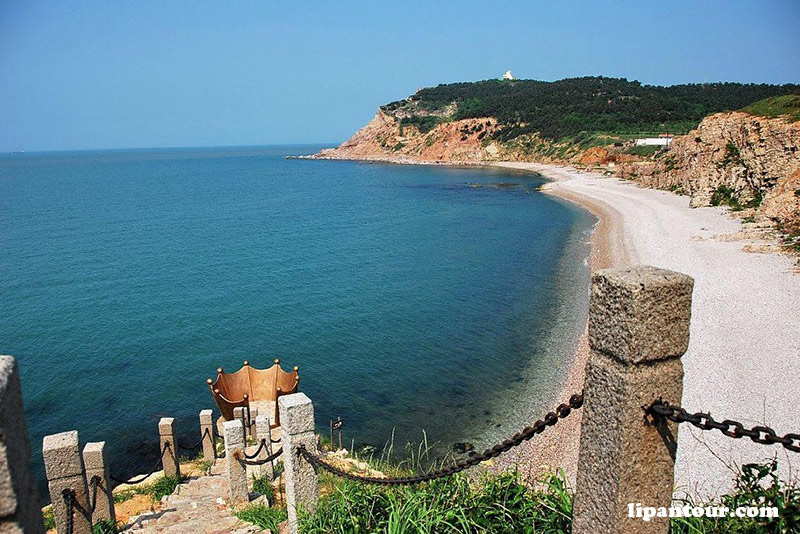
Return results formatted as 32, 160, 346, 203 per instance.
82, 442, 115, 524
573, 266, 693, 534
158, 418, 180, 478
199, 410, 216, 464
233, 407, 248, 443
223, 419, 249, 504
0, 355, 45, 534
252, 414, 273, 482
42, 431, 91, 534
279, 393, 318, 534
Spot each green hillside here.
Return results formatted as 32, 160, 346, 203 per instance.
741, 94, 800, 122
381, 77, 800, 141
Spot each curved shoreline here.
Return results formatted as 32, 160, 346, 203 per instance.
488, 162, 629, 486
491, 161, 800, 498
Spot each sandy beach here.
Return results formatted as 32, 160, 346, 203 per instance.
493, 161, 800, 499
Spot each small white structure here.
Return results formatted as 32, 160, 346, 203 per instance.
501, 70, 515, 80
635, 135, 672, 148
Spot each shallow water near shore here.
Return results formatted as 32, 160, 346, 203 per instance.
0, 146, 593, 497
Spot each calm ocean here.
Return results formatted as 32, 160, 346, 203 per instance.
0, 146, 593, 497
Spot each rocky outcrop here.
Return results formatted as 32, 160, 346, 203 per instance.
315, 107, 800, 248
617, 112, 800, 233
315, 110, 507, 163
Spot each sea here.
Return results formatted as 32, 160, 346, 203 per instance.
0, 146, 594, 498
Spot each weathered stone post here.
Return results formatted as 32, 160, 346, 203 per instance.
199, 409, 216, 464
252, 414, 273, 481
279, 393, 319, 534
82, 442, 115, 524
223, 419, 249, 504
158, 417, 180, 478
573, 266, 693, 534
233, 407, 248, 443
248, 407, 259, 439
0, 355, 45, 534
42, 431, 91, 534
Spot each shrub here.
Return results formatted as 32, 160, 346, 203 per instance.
710, 185, 743, 211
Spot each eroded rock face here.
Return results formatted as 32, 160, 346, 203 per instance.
617, 112, 800, 230
315, 110, 507, 163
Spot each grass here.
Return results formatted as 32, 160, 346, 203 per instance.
623, 145, 663, 157
741, 94, 800, 122
234, 505, 288, 532
43, 506, 55, 530
112, 474, 187, 505
299, 469, 572, 533
670, 461, 799, 533
92, 519, 120, 534
252, 473, 275, 501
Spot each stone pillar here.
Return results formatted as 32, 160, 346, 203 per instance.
42, 431, 91, 534
573, 266, 693, 534
199, 410, 216, 464
279, 393, 318, 534
82, 442, 114, 525
158, 418, 180, 478
252, 414, 273, 481
248, 407, 259, 439
0, 356, 45, 534
233, 407, 248, 443
223, 419, 249, 504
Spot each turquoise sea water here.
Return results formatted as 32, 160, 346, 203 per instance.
0, 146, 593, 497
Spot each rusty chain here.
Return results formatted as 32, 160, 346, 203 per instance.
110, 442, 172, 485
297, 391, 584, 486
645, 399, 800, 454
177, 428, 210, 452
88, 475, 101, 513
241, 447, 283, 466
62, 489, 75, 534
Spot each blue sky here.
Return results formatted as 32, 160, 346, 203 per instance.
1, 1, 799, 152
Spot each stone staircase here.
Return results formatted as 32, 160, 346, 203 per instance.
123, 472, 267, 534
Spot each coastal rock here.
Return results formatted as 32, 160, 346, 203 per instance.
617, 112, 800, 234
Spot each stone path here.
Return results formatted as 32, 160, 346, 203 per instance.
122, 471, 267, 534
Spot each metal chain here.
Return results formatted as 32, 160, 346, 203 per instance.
110, 442, 172, 485
178, 428, 210, 452
241, 447, 283, 466
645, 399, 800, 453
244, 438, 269, 460
297, 391, 584, 486
62, 489, 75, 534
88, 475, 101, 513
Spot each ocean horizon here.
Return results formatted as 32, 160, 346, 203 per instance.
0, 145, 594, 498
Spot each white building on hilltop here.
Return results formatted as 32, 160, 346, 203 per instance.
501, 70, 515, 80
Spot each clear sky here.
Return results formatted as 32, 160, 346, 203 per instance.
1, 1, 799, 152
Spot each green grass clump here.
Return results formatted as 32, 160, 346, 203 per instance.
741, 94, 800, 122
42, 506, 55, 530
235, 505, 287, 532
300, 469, 572, 533
251, 473, 275, 501
92, 518, 121, 534
670, 461, 799, 533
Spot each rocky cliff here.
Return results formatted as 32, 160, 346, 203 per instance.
314, 110, 508, 163
314, 105, 800, 251
617, 112, 800, 238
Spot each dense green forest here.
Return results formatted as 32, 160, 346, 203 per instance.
381, 77, 800, 141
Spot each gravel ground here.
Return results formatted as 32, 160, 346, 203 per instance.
493, 162, 800, 499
